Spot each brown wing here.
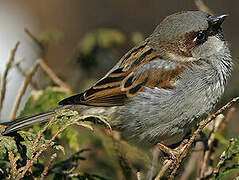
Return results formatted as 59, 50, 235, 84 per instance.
59, 41, 188, 106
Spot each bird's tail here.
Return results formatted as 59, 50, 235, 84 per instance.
1, 109, 57, 135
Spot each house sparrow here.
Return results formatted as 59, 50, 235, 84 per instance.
2, 11, 232, 147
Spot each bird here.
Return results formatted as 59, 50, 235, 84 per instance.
2, 11, 232, 148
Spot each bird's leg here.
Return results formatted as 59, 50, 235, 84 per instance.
157, 139, 188, 161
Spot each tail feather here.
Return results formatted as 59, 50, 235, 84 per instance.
1, 110, 56, 135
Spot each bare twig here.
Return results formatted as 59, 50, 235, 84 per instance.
18, 111, 88, 178
40, 153, 57, 180
180, 142, 204, 180
168, 97, 239, 179
155, 160, 173, 180
199, 114, 224, 179
24, 28, 45, 52
0, 168, 4, 175
19, 120, 61, 178
219, 107, 236, 133
38, 59, 72, 94
194, 0, 213, 15
31, 110, 56, 150
10, 62, 40, 120
147, 147, 159, 180
14, 59, 38, 90
10, 57, 72, 120
0, 42, 20, 116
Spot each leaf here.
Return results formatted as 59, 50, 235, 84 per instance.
97, 29, 126, 48
40, 30, 63, 44
214, 138, 239, 179
77, 28, 126, 55
64, 127, 81, 151
218, 164, 239, 179
0, 127, 18, 157
19, 131, 51, 159
76, 122, 94, 131
79, 115, 111, 130
8, 151, 20, 177
53, 144, 65, 155
130, 32, 144, 44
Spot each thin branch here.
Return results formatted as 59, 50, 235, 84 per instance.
194, 0, 213, 15
147, 147, 159, 180
168, 97, 239, 179
180, 142, 204, 180
18, 112, 83, 178
14, 59, 38, 90
155, 160, 173, 180
219, 107, 236, 133
37, 59, 72, 94
10, 62, 40, 120
31, 108, 55, 151
19, 119, 61, 178
0, 42, 20, 116
10, 57, 72, 120
40, 153, 57, 180
24, 28, 45, 52
199, 114, 224, 179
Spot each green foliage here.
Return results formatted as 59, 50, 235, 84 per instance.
78, 28, 126, 56
40, 30, 63, 44
0, 129, 18, 157
0, 88, 116, 179
214, 138, 239, 180
130, 32, 144, 44
20, 88, 68, 117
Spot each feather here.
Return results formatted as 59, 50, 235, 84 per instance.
59, 42, 188, 106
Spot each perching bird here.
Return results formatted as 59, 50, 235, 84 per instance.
2, 11, 232, 147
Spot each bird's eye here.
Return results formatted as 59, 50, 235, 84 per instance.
194, 31, 208, 45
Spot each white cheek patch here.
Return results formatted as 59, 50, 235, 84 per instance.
209, 36, 224, 52
192, 36, 224, 58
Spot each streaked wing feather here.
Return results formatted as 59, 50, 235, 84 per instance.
59, 42, 187, 106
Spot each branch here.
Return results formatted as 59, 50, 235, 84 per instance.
155, 160, 173, 180
14, 59, 38, 90
219, 107, 235, 133
24, 28, 45, 52
40, 153, 57, 180
10, 62, 40, 120
199, 114, 224, 178
168, 97, 239, 179
18, 112, 103, 178
10, 58, 72, 120
194, 0, 213, 15
37, 59, 72, 94
0, 42, 20, 116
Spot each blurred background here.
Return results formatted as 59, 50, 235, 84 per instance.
0, 0, 238, 179
0, 0, 238, 130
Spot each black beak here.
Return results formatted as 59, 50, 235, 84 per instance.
208, 14, 228, 27
207, 14, 228, 35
